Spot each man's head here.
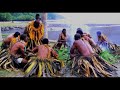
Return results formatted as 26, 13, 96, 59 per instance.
62, 29, 66, 35
97, 31, 101, 36
76, 28, 83, 35
35, 14, 41, 22
13, 32, 20, 38
34, 21, 40, 28
20, 34, 27, 42
42, 38, 49, 44
74, 33, 81, 40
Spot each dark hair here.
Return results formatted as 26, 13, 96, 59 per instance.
62, 29, 66, 36
34, 21, 40, 28
35, 14, 41, 20
74, 33, 81, 40
62, 29, 66, 33
97, 31, 101, 36
76, 28, 83, 35
42, 38, 49, 44
13, 32, 20, 37
20, 34, 27, 41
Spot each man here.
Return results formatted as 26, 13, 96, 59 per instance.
54, 29, 67, 49
1, 32, 20, 49
24, 38, 64, 77
24, 14, 44, 50
32, 38, 58, 59
10, 34, 28, 68
97, 31, 107, 45
76, 28, 102, 54
76, 28, 96, 47
70, 34, 115, 77
70, 33, 92, 58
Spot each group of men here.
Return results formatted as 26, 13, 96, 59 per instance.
0, 13, 117, 77
0, 14, 64, 77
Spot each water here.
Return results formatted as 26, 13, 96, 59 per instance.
1, 24, 120, 45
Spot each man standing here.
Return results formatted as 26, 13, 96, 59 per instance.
24, 14, 44, 50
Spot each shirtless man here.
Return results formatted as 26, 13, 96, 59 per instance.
1, 32, 20, 49
70, 33, 93, 58
56, 29, 67, 49
76, 28, 96, 47
97, 31, 108, 45
10, 34, 28, 68
32, 38, 58, 60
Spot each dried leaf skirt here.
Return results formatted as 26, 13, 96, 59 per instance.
24, 58, 65, 77
71, 54, 117, 77
0, 48, 16, 71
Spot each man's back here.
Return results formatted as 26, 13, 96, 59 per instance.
3, 35, 13, 44
37, 45, 51, 59
10, 42, 25, 56
73, 39, 91, 56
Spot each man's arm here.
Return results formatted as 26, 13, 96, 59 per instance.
3, 37, 11, 44
88, 38, 96, 47
51, 48, 58, 59
70, 42, 76, 58
19, 44, 26, 57
70, 42, 76, 54
102, 34, 107, 41
32, 46, 38, 53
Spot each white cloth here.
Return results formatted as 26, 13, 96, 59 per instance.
17, 58, 23, 63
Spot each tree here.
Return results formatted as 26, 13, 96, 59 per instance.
0, 13, 12, 21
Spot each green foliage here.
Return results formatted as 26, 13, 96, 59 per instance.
54, 46, 70, 61
99, 50, 119, 64
0, 13, 64, 21
0, 13, 12, 21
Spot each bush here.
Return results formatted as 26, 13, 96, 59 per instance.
0, 13, 12, 21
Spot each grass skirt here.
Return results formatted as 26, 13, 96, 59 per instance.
24, 57, 65, 77
71, 54, 117, 77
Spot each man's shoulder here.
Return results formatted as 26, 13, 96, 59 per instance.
28, 20, 34, 25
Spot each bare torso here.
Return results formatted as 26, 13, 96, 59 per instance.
71, 39, 91, 57
83, 35, 96, 47
33, 45, 58, 59
3, 35, 13, 45
82, 39, 95, 54
98, 34, 107, 42
10, 42, 25, 57
58, 33, 67, 42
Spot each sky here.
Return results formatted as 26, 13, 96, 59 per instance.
56, 13, 120, 35
57, 13, 120, 24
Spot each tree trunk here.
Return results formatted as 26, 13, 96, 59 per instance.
41, 13, 48, 38
0, 27, 3, 41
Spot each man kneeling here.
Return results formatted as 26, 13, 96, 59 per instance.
10, 34, 28, 69
70, 33, 116, 77
24, 38, 64, 77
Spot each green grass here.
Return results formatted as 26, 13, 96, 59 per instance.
0, 21, 28, 27
2, 34, 8, 39
0, 69, 24, 77
0, 42, 2, 46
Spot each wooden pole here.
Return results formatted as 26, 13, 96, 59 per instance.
41, 13, 48, 38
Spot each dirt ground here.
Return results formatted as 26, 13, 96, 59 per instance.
0, 62, 120, 77
113, 61, 120, 77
